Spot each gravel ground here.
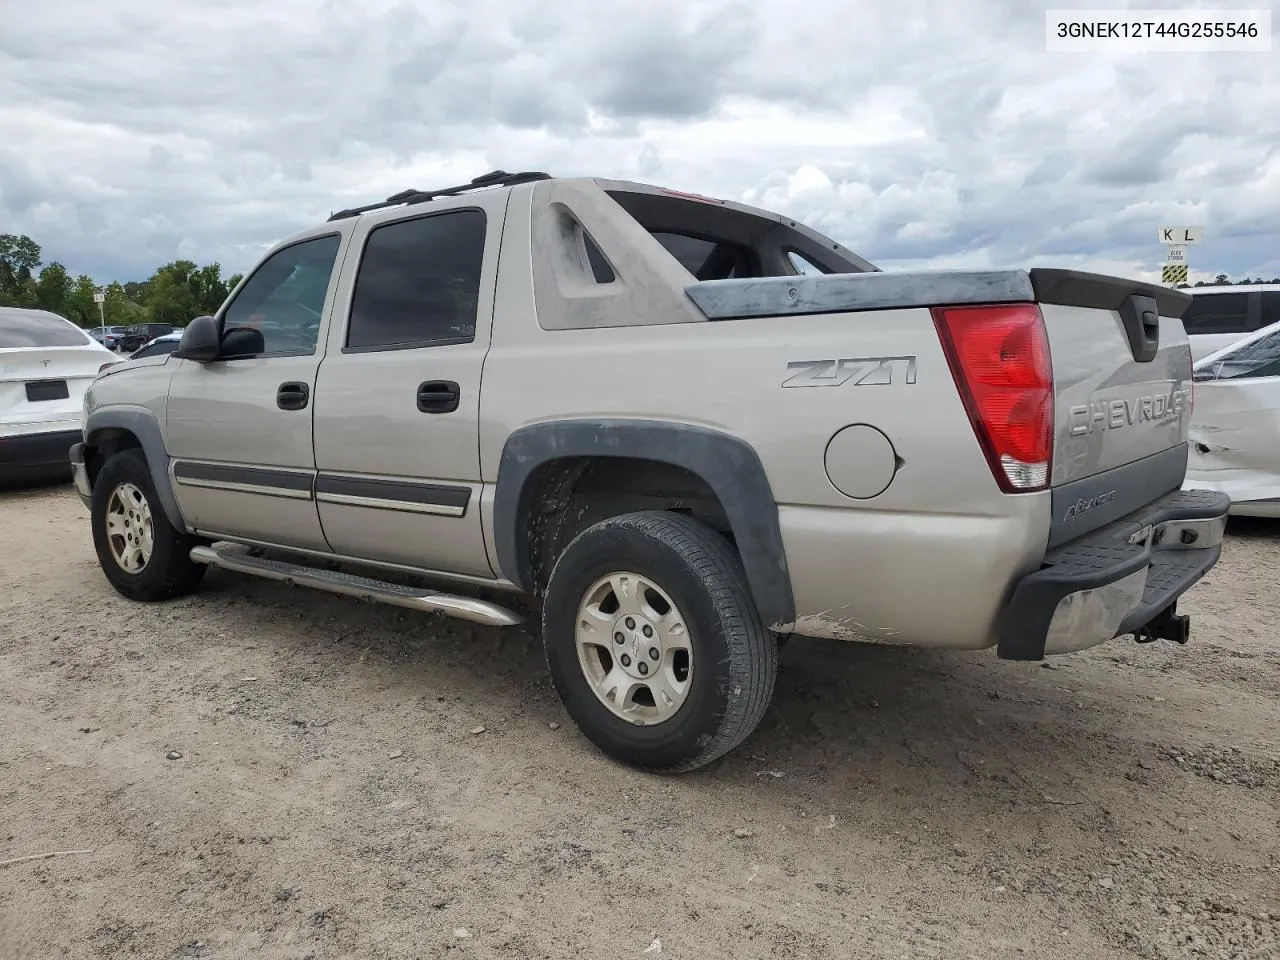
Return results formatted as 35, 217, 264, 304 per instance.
1, 482, 1277, 960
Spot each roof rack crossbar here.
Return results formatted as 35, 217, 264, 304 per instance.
327, 169, 552, 221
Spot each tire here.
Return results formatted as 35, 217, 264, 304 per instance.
91, 449, 206, 601
542, 510, 778, 773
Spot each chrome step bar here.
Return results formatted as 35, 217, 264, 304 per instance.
189, 545, 524, 627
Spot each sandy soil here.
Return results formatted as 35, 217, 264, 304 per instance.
1, 482, 1277, 960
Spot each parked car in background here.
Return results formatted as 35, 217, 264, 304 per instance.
117, 323, 176, 353
89, 325, 131, 351
1, 307, 120, 481
1184, 316, 1280, 517
129, 332, 183, 360
1182, 284, 1280, 362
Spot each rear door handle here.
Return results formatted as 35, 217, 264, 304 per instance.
417, 380, 460, 414
277, 381, 310, 411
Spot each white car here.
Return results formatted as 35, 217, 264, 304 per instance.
128, 331, 184, 360
1, 307, 121, 481
1184, 316, 1280, 517
1183, 284, 1280, 362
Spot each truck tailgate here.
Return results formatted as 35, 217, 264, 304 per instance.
1030, 269, 1194, 546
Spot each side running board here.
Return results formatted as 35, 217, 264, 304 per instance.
189, 545, 524, 627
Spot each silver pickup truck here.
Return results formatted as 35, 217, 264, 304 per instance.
71, 170, 1231, 772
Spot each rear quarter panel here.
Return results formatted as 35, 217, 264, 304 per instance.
481, 198, 1049, 647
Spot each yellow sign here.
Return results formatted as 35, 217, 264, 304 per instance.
1162, 263, 1188, 285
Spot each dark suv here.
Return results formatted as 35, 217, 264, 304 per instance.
119, 323, 175, 352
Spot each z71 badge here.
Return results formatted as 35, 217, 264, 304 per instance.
781, 355, 918, 388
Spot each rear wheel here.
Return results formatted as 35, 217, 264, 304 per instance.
91, 449, 205, 601
542, 511, 778, 773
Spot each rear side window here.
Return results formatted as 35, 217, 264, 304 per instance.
0, 309, 91, 348
1181, 293, 1251, 334
346, 210, 487, 351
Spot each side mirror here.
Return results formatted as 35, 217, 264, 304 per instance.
220, 326, 266, 360
173, 315, 221, 362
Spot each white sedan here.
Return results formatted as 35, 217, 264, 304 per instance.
1184, 317, 1280, 517
1, 307, 121, 481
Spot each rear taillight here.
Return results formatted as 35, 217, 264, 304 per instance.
932, 303, 1054, 493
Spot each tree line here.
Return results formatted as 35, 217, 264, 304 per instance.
1181, 274, 1280, 288
0, 233, 243, 329
2, 231, 1275, 329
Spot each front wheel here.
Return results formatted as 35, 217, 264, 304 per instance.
91, 449, 206, 601
542, 511, 778, 773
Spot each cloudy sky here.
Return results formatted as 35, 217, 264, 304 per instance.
1, 0, 1276, 285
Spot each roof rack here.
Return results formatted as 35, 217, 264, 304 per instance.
327, 169, 553, 221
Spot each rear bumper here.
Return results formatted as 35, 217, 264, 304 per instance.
996, 488, 1231, 660
69, 441, 93, 508
0, 428, 83, 475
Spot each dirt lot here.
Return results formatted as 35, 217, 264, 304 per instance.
1, 483, 1277, 960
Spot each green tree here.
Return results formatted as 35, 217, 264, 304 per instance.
146, 260, 201, 325
34, 262, 73, 317
227, 273, 244, 292
192, 262, 230, 315
66, 275, 101, 327
104, 281, 144, 325
0, 233, 42, 305
123, 280, 151, 304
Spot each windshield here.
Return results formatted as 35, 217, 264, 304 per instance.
0, 308, 93, 348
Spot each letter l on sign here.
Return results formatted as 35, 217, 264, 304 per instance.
1158, 226, 1204, 245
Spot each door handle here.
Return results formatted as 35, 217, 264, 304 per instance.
417, 380, 460, 414
277, 381, 310, 411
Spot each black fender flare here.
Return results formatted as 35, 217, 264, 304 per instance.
84, 407, 187, 533
492, 419, 795, 628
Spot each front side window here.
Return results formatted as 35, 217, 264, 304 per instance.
1197, 329, 1280, 381
222, 234, 341, 356
1181, 292, 1250, 334
346, 210, 487, 351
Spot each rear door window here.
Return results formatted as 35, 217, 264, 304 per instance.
0, 309, 92, 348
1181, 292, 1251, 334
345, 209, 487, 351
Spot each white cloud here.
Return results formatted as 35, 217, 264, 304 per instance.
0, 0, 1275, 283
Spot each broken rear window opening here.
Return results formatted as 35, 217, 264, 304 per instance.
603, 188, 875, 281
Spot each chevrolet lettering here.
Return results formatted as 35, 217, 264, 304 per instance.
1066, 387, 1189, 437
68, 171, 1231, 774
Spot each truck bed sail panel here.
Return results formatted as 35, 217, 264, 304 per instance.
684, 270, 1038, 320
